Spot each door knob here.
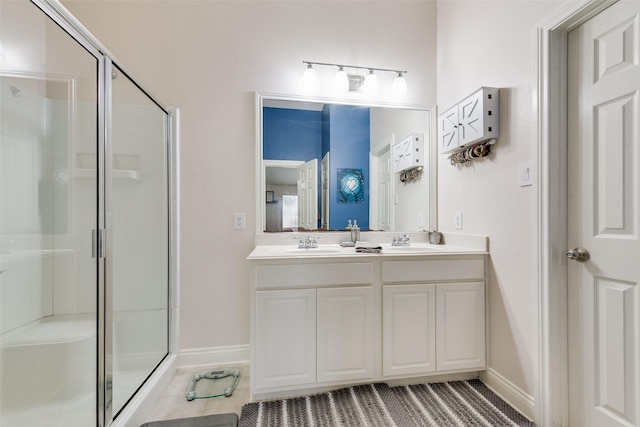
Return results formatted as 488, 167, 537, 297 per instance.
567, 247, 590, 262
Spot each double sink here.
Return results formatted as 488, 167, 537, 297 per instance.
259, 243, 447, 257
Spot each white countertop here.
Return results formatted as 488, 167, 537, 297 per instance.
247, 242, 487, 260
248, 231, 488, 260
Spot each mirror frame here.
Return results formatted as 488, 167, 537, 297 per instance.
255, 92, 437, 235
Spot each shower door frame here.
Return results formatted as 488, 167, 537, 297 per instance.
29, 1, 176, 427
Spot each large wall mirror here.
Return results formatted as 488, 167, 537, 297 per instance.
256, 93, 436, 234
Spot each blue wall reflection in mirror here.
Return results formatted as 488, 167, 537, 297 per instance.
263, 104, 370, 230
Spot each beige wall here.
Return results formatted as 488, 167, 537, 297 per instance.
60, 0, 571, 404
436, 0, 561, 397
62, 0, 437, 351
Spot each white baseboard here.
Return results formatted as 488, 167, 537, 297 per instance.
178, 344, 250, 369
480, 368, 535, 421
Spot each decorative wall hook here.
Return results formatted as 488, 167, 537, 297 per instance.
400, 166, 422, 182
449, 139, 496, 166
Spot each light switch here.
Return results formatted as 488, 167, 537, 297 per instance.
519, 162, 533, 187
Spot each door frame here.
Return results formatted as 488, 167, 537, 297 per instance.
536, 1, 619, 425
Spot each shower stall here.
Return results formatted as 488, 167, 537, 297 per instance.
0, 1, 176, 426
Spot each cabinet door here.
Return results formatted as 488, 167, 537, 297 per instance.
255, 289, 316, 389
317, 286, 374, 383
383, 284, 436, 376
439, 104, 459, 154
436, 282, 485, 371
458, 89, 484, 146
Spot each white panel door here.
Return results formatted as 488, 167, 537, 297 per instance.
568, 2, 640, 426
255, 289, 316, 389
297, 158, 318, 230
382, 284, 436, 376
436, 282, 485, 371
317, 286, 374, 383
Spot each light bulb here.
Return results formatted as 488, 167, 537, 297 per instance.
392, 73, 407, 96
334, 67, 349, 93
302, 64, 318, 89
363, 70, 379, 93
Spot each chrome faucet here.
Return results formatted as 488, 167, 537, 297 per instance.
297, 236, 318, 249
391, 234, 410, 246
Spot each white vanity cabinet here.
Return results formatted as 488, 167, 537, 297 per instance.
249, 248, 487, 399
254, 289, 317, 390
382, 258, 486, 376
382, 284, 436, 376
251, 261, 375, 395
317, 286, 374, 383
436, 282, 485, 371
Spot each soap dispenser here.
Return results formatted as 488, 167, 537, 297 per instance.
351, 220, 360, 243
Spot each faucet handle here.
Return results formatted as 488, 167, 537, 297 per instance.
292, 235, 305, 248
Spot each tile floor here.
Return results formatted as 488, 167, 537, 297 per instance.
141, 363, 251, 424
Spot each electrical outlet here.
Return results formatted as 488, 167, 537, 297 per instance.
454, 212, 463, 230
233, 213, 246, 230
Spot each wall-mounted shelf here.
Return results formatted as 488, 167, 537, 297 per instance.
392, 133, 424, 173
439, 87, 500, 155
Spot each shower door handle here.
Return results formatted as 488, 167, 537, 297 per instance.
92, 229, 106, 259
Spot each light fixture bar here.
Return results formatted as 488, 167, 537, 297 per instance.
302, 60, 407, 76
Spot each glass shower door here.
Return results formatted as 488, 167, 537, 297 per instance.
0, 1, 100, 426
109, 64, 169, 416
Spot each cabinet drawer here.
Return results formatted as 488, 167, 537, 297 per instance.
256, 263, 374, 289
382, 259, 484, 283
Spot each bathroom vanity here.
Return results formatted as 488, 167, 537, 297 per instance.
247, 234, 488, 399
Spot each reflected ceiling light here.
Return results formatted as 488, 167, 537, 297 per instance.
392, 72, 407, 97
302, 63, 318, 89
302, 60, 407, 95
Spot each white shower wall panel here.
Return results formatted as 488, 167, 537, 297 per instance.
0, 251, 54, 334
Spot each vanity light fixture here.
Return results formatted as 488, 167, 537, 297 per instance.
392, 72, 407, 96
334, 66, 350, 93
302, 63, 318, 89
302, 60, 407, 95
363, 70, 379, 93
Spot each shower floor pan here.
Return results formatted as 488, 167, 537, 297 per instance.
140, 413, 238, 427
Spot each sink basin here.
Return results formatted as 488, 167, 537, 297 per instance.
383, 245, 443, 253
270, 246, 345, 255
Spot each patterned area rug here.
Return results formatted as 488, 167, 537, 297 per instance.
239, 379, 534, 427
